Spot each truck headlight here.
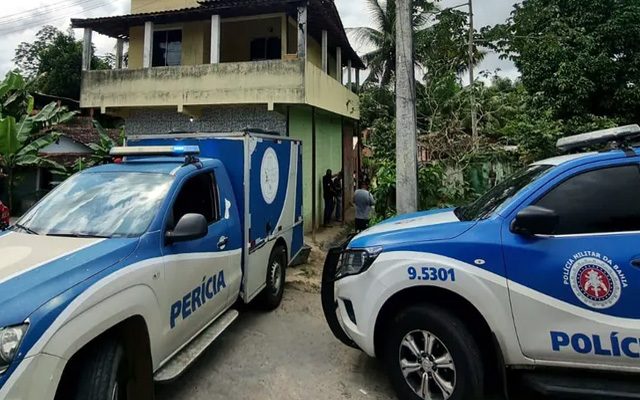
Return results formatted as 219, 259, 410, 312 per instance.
0, 324, 28, 373
336, 247, 383, 280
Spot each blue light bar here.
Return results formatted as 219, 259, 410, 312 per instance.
110, 145, 201, 157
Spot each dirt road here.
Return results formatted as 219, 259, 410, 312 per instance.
155, 286, 396, 400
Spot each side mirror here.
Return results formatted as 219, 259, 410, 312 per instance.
166, 213, 208, 244
511, 205, 559, 236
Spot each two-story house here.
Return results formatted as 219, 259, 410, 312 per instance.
71, 0, 364, 232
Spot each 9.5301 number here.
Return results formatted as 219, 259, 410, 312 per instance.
407, 266, 455, 282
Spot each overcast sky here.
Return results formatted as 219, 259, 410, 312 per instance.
0, 0, 518, 81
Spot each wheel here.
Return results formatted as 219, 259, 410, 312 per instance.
256, 244, 287, 310
75, 339, 130, 400
384, 304, 483, 400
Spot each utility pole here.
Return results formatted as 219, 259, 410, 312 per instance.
395, 0, 419, 214
468, 0, 478, 148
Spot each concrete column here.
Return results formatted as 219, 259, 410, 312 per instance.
396, 0, 419, 214
210, 14, 221, 63
143, 21, 154, 68
115, 38, 124, 69
336, 46, 342, 82
82, 28, 92, 71
321, 29, 328, 73
355, 69, 360, 92
296, 5, 307, 59
347, 59, 352, 89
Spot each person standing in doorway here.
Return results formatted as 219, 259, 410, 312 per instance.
333, 172, 343, 222
323, 169, 335, 227
354, 181, 375, 232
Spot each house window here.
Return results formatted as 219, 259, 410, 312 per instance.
153, 29, 182, 67
249, 37, 281, 61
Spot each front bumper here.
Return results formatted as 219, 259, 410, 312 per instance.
320, 238, 360, 350
0, 354, 65, 400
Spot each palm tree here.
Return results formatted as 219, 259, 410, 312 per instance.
350, 0, 439, 87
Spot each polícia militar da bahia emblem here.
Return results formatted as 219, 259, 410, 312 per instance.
563, 252, 625, 309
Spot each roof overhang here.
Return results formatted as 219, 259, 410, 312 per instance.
71, 0, 364, 69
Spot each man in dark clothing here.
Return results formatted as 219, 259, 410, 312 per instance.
333, 172, 343, 222
322, 169, 335, 227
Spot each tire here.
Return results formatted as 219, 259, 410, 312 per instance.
384, 304, 483, 400
256, 245, 287, 310
75, 339, 130, 400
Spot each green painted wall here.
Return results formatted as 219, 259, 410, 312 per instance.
288, 106, 313, 229
314, 110, 343, 228
288, 106, 343, 232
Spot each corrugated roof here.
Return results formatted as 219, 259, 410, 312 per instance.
71, 0, 364, 68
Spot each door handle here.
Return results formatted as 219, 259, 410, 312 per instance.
218, 236, 229, 250
631, 259, 640, 268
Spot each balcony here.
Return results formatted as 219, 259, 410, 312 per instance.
72, 3, 364, 120
81, 60, 359, 119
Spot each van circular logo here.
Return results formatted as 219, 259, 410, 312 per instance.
566, 255, 621, 309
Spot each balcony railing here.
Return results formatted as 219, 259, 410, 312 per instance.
80, 59, 359, 119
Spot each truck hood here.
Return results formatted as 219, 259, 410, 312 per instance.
0, 231, 138, 327
348, 208, 476, 249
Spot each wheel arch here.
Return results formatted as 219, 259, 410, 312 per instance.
274, 236, 289, 263
54, 315, 154, 400
373, 285, 505, 393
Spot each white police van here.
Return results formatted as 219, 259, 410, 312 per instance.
322, 125, 640, 399
0, 132, 303, 399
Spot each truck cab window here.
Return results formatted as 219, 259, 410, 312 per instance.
171, 172, 219, 227
535, 165, 640, 234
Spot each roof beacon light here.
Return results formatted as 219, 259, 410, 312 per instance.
556, 124, 640, 152
109, 145, 201, 157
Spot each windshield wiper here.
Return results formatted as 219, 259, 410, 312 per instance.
11, 224, 40, 235
46, 233, 111, 239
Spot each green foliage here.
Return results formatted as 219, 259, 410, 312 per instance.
350, 0, 439, 86
14, 26, 111, 100
485, 0, 640, 124
0, 71, 77, 210
0, 72, 35, 119
67, 121, 125, 175
417, 8, 484, 79
359, 0, 640, 220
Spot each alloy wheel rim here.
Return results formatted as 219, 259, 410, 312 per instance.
399, 329, 456, 400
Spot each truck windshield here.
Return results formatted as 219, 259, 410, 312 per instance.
15, 172, 173, 238
456, 164, 553, 221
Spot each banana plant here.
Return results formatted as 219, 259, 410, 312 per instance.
87, 120, 124, 166
0, 71, 77, 211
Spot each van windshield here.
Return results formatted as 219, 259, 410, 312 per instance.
456, 164, 553, 221
15, 172, 173, 238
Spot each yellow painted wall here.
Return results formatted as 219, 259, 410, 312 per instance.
308, 36, 322, 69
81, 60, 306, 109
131, 0, 198, 13
181, 21, 208, 65
307, 36, 338, 79
220, 17, 282, 62
128, 26, 144, 69
305, 62, 360, 119
286, 17, 297, 54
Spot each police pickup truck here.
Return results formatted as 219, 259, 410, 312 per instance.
322, 125, 640, 400
0, 131, 303, 399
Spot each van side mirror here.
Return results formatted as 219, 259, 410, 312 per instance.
511, 206, 559, 236
166, 213, 208, 244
